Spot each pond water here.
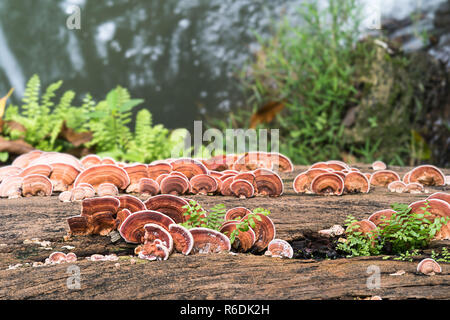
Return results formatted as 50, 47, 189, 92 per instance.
0, 0, 445, 130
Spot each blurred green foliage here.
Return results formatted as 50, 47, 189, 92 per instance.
1, 74, 186, 163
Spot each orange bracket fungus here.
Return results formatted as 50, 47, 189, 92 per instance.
344, 171, 370, 193
74, 164, 130, 192
372, 161, 387, 171
0, 175, 24, 198
311, 173, 344, 196
159, 175, 190, 195
369, 170, 400, 187
368, 209, 396, 228
147, 162, 172, 180
230, 179, 255, 199
242, 213, 276, 252
59, 191, 72, 202
97, 183, 119, 197
143, 223, 174, 253
417, 258, 442, 275
405, 182, 424, 194
190, 174, 218, 195
253, 168, 284, 197
22, 174, 53, 197
293, 168, 328, 194
233, 172, 258, 192
116, 194, 147, 213
219, 176, 235, 196
138, 178, 160, 196
268, 152, 294, 173
124, 164, 149, 193
224, 207, 252, 221
219, 220, 255, 252
135, 241, 170, 261
408, 165, 445, 186
19, 164, 52, 178
409, 199, 450, 240
144, 194, 189, 224
170, 158, 208, 179
0, 166, 23, 182
387, 181, 407, 193
265, 239, 293, 259
169, 224, 194, 255
190, 227, 231, 254
116, 208, 132, 229
66, 196, 121, 236
49, 163, 80, 192
11, 150, 44, 169
427, 192, 450, 204
80, 154, 102, 168
70, 187, 87, 201
119, 210, 175, 243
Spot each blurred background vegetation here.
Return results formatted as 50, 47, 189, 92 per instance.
0, 0, 449, 166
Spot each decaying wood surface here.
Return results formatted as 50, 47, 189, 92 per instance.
0, 165, 449, 300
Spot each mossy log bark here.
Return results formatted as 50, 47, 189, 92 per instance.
0, 165, 449, 300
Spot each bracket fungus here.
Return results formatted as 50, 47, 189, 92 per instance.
135, 241, 170, 261
80, 154, 102, 168
74, 164, 130, 192
119, 210, 175, 244
124, 164, 149, 193
372, 161, 387, 171
138, 178, 160, 196
405, 183, 424, 194
293, 169, 328, 194
427, 192, 450, 204
230, 179, 255, 199
169, 224, 194, 255
159, 175, 190, 195
190, 174, 218, 195
220, 176, 235, 196
116, 208, 132, 229
242, 213, 276, 252
49, 163, 80, 192
233, 152, 271, 172
408, 165, 445, 186
0, 166, 23, 182
368, 209, 396, 228
143, 223, 174, 253
22, 174, 53, 197
268, 152, 294, 173
417, 258, 442, 275
70, 187, 87, 201
203, 155, 229, 171
11, 150, 44, 168
344, 171, 370, 193
253, 168, 284, 197
0, 175, 24, 198
224, 207, 252, 221
147, 162, 172, 180
219, 220, 256, 252
170, 158, 208, 179
19, 164, 52, 178
59, 190, 72, 202
233, 172, 258, 192
265, 239, 293, 259
97, 183, 119, 197
144, 194, 189, 223
310, 173, 344, 196
81, 196, 120, 216
369, 170, 400, 187
408, 199, 450, 240
387, 181, 407, 193
190, 227, 231, 254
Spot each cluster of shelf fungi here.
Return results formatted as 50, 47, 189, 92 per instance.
0, 150, 448, 270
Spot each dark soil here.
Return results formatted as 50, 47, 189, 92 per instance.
0, 164, 449, 300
